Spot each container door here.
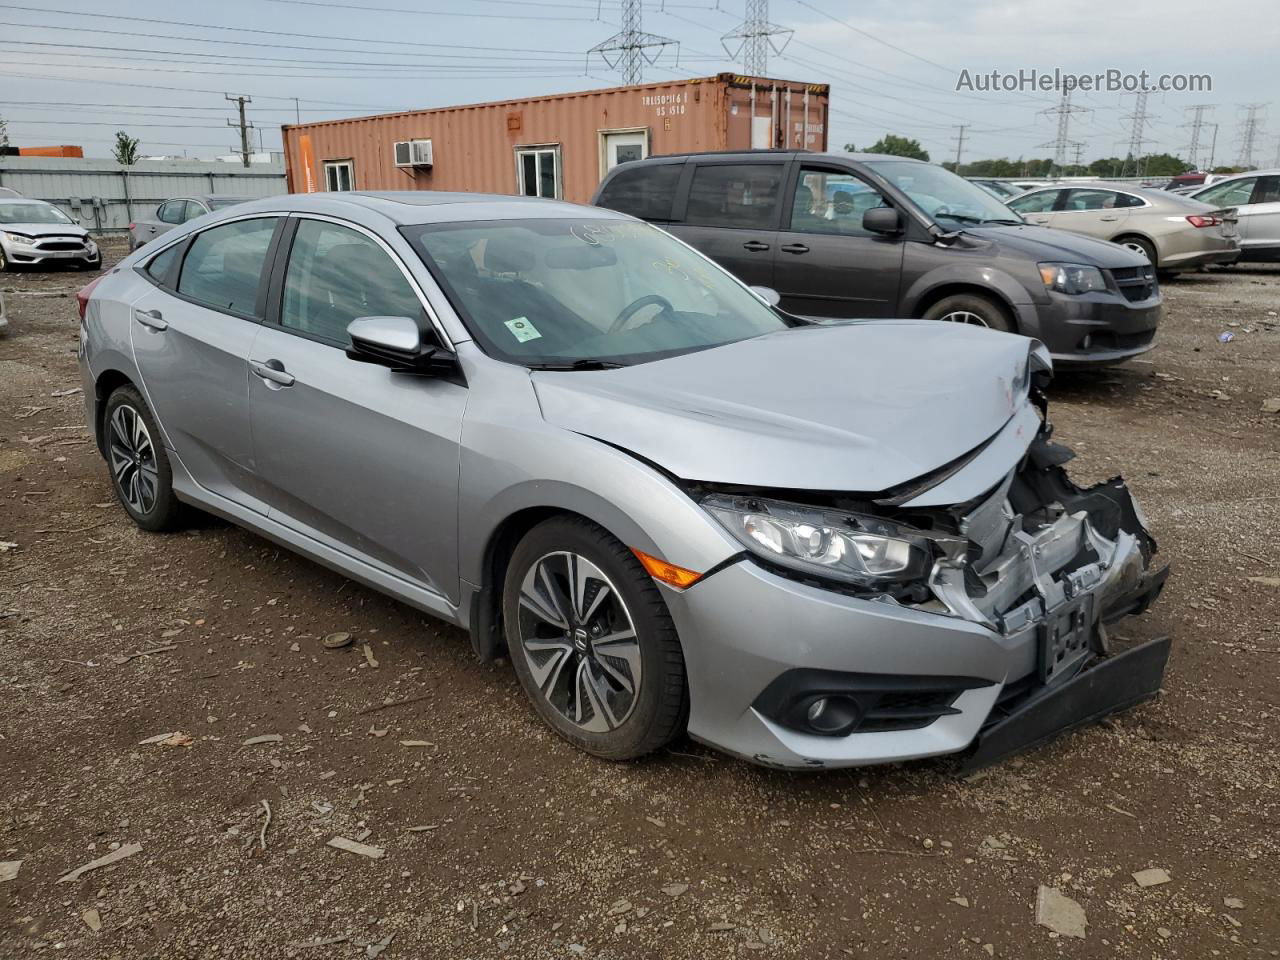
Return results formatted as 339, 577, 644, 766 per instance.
603, 131, 649, 172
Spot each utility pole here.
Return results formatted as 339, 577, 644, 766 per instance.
225, 93, 254, 168
1181, 103, 1215, 170
1038, 90, 1090, 172
1120, 89, 1152, 177
1235, 103, 1266, 168
721, 0, 792, 75
294, 98, 301, 126
951, 123, 968, 172
1070, 141, 1085, 169
588, 0, 675, 85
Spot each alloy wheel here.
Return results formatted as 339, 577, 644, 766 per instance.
108, 404, 160, 515
515, 551, 642, 733
937, 310, 990, 327
1122, 240, 1153, 261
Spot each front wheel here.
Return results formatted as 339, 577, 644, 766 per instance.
103, 385, 186, 532
503, 517, 687, 760
922, 292, 1014, 333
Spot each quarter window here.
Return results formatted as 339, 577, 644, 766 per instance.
516, 146, 560, 199
280, 219, 422, 346
144, 243, 181, 284
685, 163, 784, 229
176, 217, 278, 317
790, 167, 888, 236
323, 161, 355, 192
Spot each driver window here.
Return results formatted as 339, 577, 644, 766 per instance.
1008, 190, 1060, 214
1196, 178, 1256, 207
790, 168, 887, 237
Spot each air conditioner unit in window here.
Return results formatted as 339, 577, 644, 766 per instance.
394, 139, 433, 167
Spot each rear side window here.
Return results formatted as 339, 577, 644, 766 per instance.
177, 217, 277, 317
144, 243, 181, 284
1008, 190, 1061, 214
685, 163, 784, 229
596, 163, 681, 220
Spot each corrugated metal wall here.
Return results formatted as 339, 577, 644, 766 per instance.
0, 157, 287, 234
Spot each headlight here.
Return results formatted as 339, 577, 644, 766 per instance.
1039, 262, 1107, 295
701, 494, 936, 588
4, 232, 36, 246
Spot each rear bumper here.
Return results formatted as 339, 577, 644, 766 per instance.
1161, 247, 1241, 270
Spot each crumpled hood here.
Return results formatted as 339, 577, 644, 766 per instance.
533, 321, 1037, 493
2, 222, 89, 239
965, 223, 1149, 269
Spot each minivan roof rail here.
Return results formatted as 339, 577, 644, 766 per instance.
649, 148, 815, 159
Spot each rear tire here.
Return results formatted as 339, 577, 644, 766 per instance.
503, 516, 687, 761
922, 292, 1014, 333
103, 385, 186, 532
1116, 235, 1157, 266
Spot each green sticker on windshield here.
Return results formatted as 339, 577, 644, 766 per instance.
504, 316, 542, 343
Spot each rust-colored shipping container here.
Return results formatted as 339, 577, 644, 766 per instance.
282, 73, 828, 204
17, 145, 84, 158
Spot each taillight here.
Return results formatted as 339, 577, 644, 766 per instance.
1186, 214, 1221, 228
76, 275, 106, 323
128, 222, 136, 231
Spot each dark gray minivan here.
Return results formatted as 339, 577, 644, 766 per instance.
593, 151, 1163, 366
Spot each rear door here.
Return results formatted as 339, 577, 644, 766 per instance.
664, 160, 786, 289
247, 215, 467, 600
770, 162, 904, 318
128, 216, 281, 509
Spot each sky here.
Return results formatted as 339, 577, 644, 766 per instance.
1, 0, 1277, 167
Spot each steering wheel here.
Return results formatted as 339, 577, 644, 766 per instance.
610, 294, 675, 333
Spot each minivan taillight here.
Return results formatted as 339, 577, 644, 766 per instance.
76, 275, 105, 323
1186, 214, 1221, 228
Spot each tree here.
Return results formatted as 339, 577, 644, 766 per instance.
848, 134, 929, 162
0, 114, 8, 149
113, 130, 141, 165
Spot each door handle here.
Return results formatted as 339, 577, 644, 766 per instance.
1099, 215, 1119, 221
780, 243, 810, 255
133, 308, 167, 331
1030, 217, 1050, 224
742, 240, 770, 252
250, 359, 295, 387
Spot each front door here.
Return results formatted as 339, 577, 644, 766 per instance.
248, 216, 467, 601
770, 164, 904, 318
129, 216, 280, 509
602, 131, 648, 173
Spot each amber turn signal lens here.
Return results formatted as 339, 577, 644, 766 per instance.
632, 548, 703, 589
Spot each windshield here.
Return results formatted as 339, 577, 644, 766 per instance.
865, 161, 1023, 227
406, 218, 792, 366
208, 198, 247, 210
0, 202, 75, 225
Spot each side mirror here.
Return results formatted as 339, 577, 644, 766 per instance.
345, 316, 455, 375
863, 206, 903, 235
749, 285, 781, 307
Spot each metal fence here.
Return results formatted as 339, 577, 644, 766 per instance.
0, 157, 287, 235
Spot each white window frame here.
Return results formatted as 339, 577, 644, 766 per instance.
323, 160, 355, 192
514, 144, 562, 200
597, 127, 650, 179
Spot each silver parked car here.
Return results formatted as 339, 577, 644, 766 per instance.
129, 195, 252, 249
1007, 182, 1239, 272
0, 198, 100, 271
77, 192, 1169, 771
1190, 170, 1280, 263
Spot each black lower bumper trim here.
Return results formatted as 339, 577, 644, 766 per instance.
958, 636, 1170, 775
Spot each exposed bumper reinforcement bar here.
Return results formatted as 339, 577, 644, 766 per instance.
959, 635, 1171, 775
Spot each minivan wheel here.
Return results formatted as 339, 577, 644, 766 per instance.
503, 517, 687, 761
103, 385, 185, 532
923, 293, 1014, 333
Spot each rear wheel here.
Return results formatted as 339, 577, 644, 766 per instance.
503, 516, 687, 760
103, 385, 185, 532
922, 292, 1014, 333
1116, 235, 1157, 266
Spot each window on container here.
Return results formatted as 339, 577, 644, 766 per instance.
684, 163, 784, 229
324, 160, 355, 192
516, 146, 560, 200
595, 162, 681, 220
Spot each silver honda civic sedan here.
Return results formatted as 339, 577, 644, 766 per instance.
77, 192, 1169, 770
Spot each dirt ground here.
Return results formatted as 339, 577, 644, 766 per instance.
2, 240, 1278, 960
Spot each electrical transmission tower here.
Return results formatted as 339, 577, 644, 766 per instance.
1181, 104, 1215, 170
1070, 142, 1086, 168
588, 0, 675, 85
1120, 90, 1153, 177
1235, 103, 1267, 168
721, 0, 792, 76
1038, 90, 1089, 170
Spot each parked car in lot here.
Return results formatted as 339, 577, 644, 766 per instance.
129, 195, 252, 249
1189, 170, 1280, 262
0, 186, 23, 198
969, 178, 1023, 199
76, 191, 1169, 771
594, 151, 1163, 366
1006, 182, 1240, 272
0, 198, 100, 271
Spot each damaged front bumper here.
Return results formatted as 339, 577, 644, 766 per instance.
669, 421, 1169, 771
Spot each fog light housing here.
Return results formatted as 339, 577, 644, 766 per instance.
802, 695, 862, 736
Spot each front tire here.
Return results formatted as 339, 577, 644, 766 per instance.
503, 517, 687, 761
103, 385, 185, 532
922, 292, 1014, 333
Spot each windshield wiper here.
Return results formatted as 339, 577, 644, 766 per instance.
526, 359, 627, 371
980, 218, 1024, 225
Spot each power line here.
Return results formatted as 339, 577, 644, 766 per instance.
720, 0, 791, 75
789, 0, 954, 75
